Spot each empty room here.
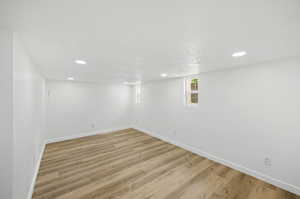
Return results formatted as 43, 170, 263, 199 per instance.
1, 0, 300, 198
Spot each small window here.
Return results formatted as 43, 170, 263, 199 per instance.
185, 78, 199, 105
135, 84, 141, 104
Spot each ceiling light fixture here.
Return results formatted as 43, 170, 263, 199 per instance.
67, 77, 74, 81
160, 73, 168, 77
124, 81, 141, 85
232, 51, 247, 57
75, 59, 87, 65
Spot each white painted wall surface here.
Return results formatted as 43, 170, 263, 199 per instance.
46, 81, 132, 140
133, 58, 300, 194
0, 29, 13, 199
13, 34, 46, 199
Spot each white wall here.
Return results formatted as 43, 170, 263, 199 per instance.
0, 29, 13, 199
133, 57, 300, 194
13, 34, 46, 199
3, 30, 299, 198
46, 80, 132, 140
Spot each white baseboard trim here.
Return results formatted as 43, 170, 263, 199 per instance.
27, 126, 132, 199
134, 126, 300, 196
46, 126, 132, 144
27, 140, 47, 199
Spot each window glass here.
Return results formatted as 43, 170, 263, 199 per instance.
136, 84, 141, 104
185, 78, 199, 105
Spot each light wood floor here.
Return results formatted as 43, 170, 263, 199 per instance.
32, 128, 299, 199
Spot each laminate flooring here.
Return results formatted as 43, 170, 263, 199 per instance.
32, 128, 299, 199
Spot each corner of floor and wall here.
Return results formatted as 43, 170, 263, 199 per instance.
130, 57, 300, 196
0, 29, 135, 199
1, 29, 300, 199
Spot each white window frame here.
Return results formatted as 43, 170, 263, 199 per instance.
135, 84, 141, 104
184, 77, 199, 106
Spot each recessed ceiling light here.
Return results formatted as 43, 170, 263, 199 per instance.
232, 51, 247, 57
75, 59, 87, 65
67, 77, 74, 81
124, 81, 141, 85
160, 73, 168, 77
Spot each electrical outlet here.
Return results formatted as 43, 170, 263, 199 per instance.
264, 157, 272, 167
91, 123, 95, 129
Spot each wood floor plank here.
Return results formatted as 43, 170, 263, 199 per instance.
32, 128, 300, 199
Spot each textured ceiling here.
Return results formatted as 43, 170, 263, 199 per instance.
1, 0, 300, 83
